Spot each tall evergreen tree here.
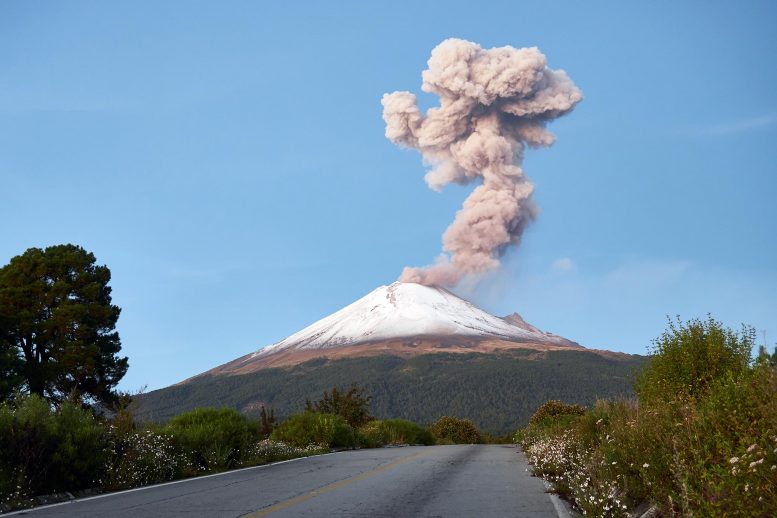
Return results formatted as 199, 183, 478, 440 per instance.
0, 244, 128, 407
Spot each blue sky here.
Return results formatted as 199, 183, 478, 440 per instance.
2, 1, 775, 392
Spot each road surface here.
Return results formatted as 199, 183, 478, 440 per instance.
14, 445, 567, 517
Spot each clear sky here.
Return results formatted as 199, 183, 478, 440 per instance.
2, 1, 775, 392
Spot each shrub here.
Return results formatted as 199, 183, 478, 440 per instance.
104, 429, 189, 490
243, 439, 328, 465
0, 396, 48, 502
271, 411, 356, 448
358, 419, 435, 447
635, 316, 754, 405
528, 400, 586, 426
429, 416, 482, 444
672, 365, 777, 516
0, 395, 107, 501
48, 401, 108, 491
516, 400, 587, 450
162, 407, 260, 472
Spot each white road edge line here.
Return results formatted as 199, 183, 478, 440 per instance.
2, 451, 337, 516
544, 481, 574, 518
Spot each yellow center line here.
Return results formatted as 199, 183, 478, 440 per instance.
245, 449, 429, 517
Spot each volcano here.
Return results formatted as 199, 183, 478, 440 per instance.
193, 282, 582, 378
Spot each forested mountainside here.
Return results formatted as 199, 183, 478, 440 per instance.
136, 349, 646, 435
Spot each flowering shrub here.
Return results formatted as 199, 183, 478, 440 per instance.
162, 407, 260, 472
1, 467, 29, 511
243, 439, 328, 465
103, 433, 329, 492
103, 429, 190, 490
724, 439, 777, 510
524, 428, 628, 516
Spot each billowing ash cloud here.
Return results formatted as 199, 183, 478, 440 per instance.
382, 38, 582, 287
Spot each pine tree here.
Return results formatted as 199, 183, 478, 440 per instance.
0, 244, 128, 407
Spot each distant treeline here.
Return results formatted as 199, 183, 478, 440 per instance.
136, 350, 646, 434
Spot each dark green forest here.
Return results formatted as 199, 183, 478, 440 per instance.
136, 350, 646, 434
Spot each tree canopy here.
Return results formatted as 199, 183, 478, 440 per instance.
0, 244, 128, 407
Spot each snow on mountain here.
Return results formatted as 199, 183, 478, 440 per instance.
253, 282, 574, 358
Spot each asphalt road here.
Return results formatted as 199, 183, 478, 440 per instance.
14, 445, 565, 517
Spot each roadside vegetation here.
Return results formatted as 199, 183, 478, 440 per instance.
0, 397, 329, 511
516, 316, 777, 516
0, 383, 488, 512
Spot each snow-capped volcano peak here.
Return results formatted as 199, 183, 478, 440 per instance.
253, 282, 575, 358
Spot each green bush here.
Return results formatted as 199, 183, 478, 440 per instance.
528, 400, 586, 426
358, 419, 435, 446
515, 400, 587, 448
48, 402, 108, 490
0, 395, 107, 501
635, 316, 754, 404
271, 411, 356, 448
429, 416, 482, 444
673, 365, 777, 516
162, 407, 259, 472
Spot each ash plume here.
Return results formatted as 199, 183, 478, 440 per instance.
382, 38, 582, 287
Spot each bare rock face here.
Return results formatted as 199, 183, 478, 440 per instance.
186, 282, 586, 380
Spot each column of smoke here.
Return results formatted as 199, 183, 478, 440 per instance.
382, 38, 582, 287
